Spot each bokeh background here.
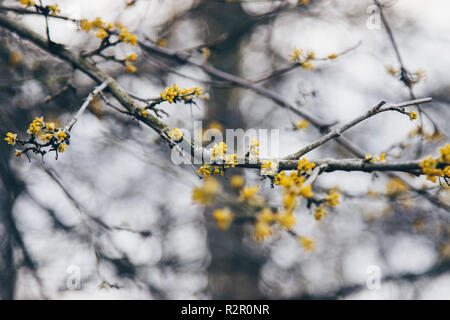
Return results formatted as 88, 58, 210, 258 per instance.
1, 0, 450, 299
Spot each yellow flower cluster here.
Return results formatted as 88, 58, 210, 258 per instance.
124, 53, 137, 72
299, 236, 315, 251
192, 178, 222, 205
198, 163, 215, 180
80, 17, 110, 34
274, 169, 314, 216
197, 142, 237, 179
5, 117, 69, 158
213, 207, 234, 230
118, 27, 138, 45
289, 47, 315, 70
4, 132, 17, 146
20, 0, 35, 8
238, 185, 261, 205
297, 157, 316, 173
365, 153, 386, 163
138, 108, 148, 118
230, 175, 245, 189
160, 84, 203, 103
314, 189, 340, 221
167, 128, 183, 141
27, 116, 44, 135
79, 18, 138, 72
49, 4, 60, 16
248, 138, 260, 157
253, 221, 272, 241
294, 120, 309, 130
260, 160, 278, 176
386, 178, 409, 196
410, 111, 418, 121
253, 207, 314, 251
211, 142, 227, 160
419, 145, 450, 183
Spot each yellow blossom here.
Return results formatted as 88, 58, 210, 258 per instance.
238, 185, 260, 202
314, 206, 328, 221
106, 22, 115, 31
290, 47, 302, 62
419, 156, 442, 183
254, 222, 272, 242
297, 158, 315, 172
45, 122, 56, 132
192, 178, 222, 205
20, 0, 35, 8
95, 28, 109, 39
386, 178, 409, 196
282, 193, 296, 211
201, 48, 211, 58
207, 121, 223, 131
57, 130, 67, 142
80, 20, 93, 32
4, 132, 17, 145
167, 128, 183, 141
366, 153, 386, 163
295, 120, 309, 130
125, 62, 137, 73
261, 160, 278, 176
410, 111, 418, 121
160, 85, 202, 103
386, 66, 398, 76
211, 142, 227, 160
257, 208, 275, 224
138, 108, 148, 118
49, 4, 60, 16
248, 138, 260, 156
198, 163, 213, 180
299, 236, 315, 251
224, 154, 238, 168
277, 211, 296, 230
439, 144, 450, 163
300, 184, 314, 198
325, 189, 340, 207
230, 175, 244, 189
91, 17, 104, 29
41, 133, 53, 142
27, 117, 44, 135
126, 53, 137, 61
213, 207, 234, 231
58, 143, 67, 153
301, 61, 314, 70
119, 28, 138, 45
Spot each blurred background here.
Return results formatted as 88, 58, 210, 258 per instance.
0, 0, 450, 299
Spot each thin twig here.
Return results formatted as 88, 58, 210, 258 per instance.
64, 80, 110, 132
284, 98, 432, 160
